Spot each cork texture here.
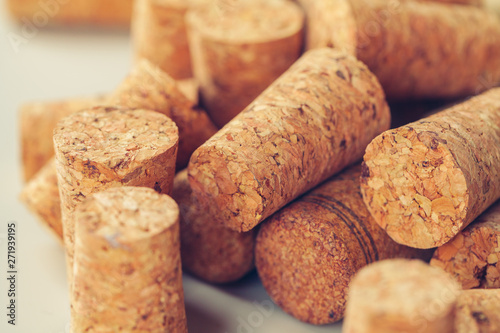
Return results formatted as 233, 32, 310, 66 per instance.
187, 0, 305, 127
72, 187, 187, 333
454, 289, 500, 333
361, 88, 500, 249
431, 201, 500, 289
344, 259, 461, 333
172, 170, 256, 284
188, 48, 391, 232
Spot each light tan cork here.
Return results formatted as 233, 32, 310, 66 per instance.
301, 0, 500, 100
454, 289, 500, 333
431, 201, 500, 289
188, 48, 390, 232
172, 170, 256, 284
255, 165, 431, 325
53, 106, 178, 286
361, 88, 500, 249
418, 0, 483, 5
344, 259, 461, 333
72, 186, 187, 333
186, 0, 305, 127
109, 60, 217, 168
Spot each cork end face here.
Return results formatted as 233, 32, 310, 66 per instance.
361, 127, 469, 249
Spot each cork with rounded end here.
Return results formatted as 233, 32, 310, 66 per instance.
172, 170, 256, 284
430, 202, 500, 289
255, 165, 431, 325
361, 88, 500, 249
109, 60, 217, 168
454, 289, 500, 333
72, 187, 187, 333
188, 48, 390, 232
186, 0, 304, 127
344, 259, 461, 333
302, 0, 500, 100
19, 95, 106, 181
53, 106, 179, 286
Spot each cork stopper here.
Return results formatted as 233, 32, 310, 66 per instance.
454, 289, 500, 333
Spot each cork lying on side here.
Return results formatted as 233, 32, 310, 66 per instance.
255, 166, 431, 325
454, 289, 500, 333
361, 88, 500, 249
72, 187, 187, 333
189, 48, 390, 232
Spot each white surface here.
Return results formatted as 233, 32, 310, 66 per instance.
0, 4, 342, 333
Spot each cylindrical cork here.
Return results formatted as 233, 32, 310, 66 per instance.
72, 186, 187, 333
430, 201, 500, 289
188, 48, 391, 232
109, 60, 217, 168
418, 0, 483, 5
186, 0, 305, 127
301, 0, 500, 100
344, 259, 461, 333
19, 96, 106, 181
255, 165, 431, 325
454, 289, 500, 333
172, 170, 256, 284
53, 106, 179, 286
361, 88, 500, 249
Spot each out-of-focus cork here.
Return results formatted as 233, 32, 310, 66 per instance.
431, 201, 500, 289
176, 78, 200, 104
419, 0, 483, 5
361, 88, 500, 249
188, 48, 390, 232
454, 289, 500, 333
186, 0, 304, 127
172, 170, 256, 284
72, 186, 187, 333
53, 106, 179, 286
255, 165, 431, 325
344, 259, 461, 333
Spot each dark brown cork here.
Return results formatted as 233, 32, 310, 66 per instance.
454, 289, 500, 333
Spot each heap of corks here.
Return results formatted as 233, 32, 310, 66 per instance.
16, 0, 500, 332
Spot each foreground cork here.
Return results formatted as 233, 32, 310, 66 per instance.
431, 201, 500, 289
361, 88, 500, 249
187, 0, 304, 127
455, 289, 500, 333
72, 187, 187, 333
255, 166, 430, 324
189, 48, 390, 232
54, 106, 178, 285
172, 170, 256, 283
344, 259, 461, 333
301, 0, 500, 100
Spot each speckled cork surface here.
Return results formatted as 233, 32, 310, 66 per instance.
361, 88, 500, 249
454, 289, 500, 333
72, 187, 187, 333
188, 48, 390, 232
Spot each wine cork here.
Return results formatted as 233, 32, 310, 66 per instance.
177, 78, 200, 104
454, 289, 500, 333
72, 186, 187, 333
361, 88, 500, 249
109, 60, 217, 168
53, 106, 179, 286
301, 0, 500, 100
344, 259, 461, 333
188, 48, 390, 232
420, 0, 483, 5
186, 0, 305, 127
255, 165, 431, 324
172, 170, 256, 284
430, 201, 500, 289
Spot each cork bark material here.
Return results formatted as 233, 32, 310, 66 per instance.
431, 201, 500, 289
361, 88, 500, 249
419, 0, 483, 5
301, 0, 500, 100
53, 106, 179, 286
255, 165, 431, 325
109, 60, 217, 168
188, 48, 391, 232
172, 170, 256, 284
344, 259, 461, 333
454, 289, 500, 333
186, 0, 305, 127
72, 187, 187, 333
